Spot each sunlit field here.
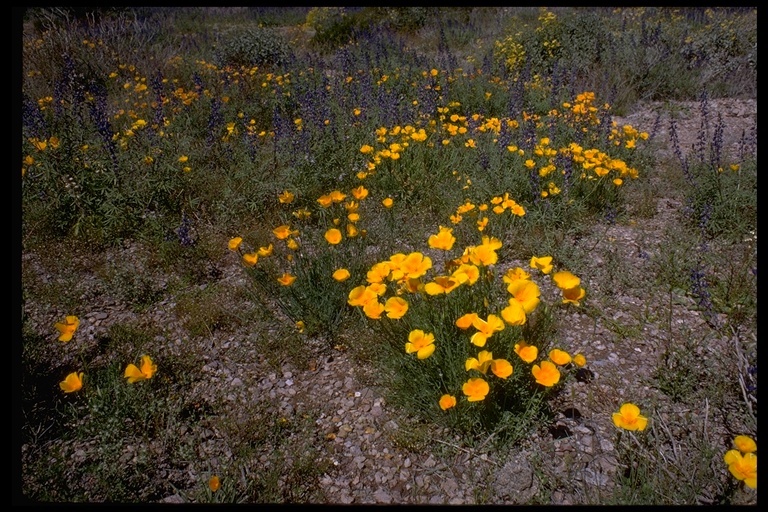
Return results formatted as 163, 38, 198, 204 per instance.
19, 7, 756, 504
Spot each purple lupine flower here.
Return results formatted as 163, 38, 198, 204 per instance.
507, 77, 525, 119
87, 80, 118, 170
53, 55, 76, 118
22, 94, 48, 140
205, 97, 224, 147
689, 263, 718, 328
669, 119, 693, 186
709, 112, 724, 170
175, 210, 196, 247
647, 112, 662, 144
150, 70, 166, 129
694, 91, 709, 164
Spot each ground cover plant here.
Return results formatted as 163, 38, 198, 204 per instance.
18, 6, 756, 504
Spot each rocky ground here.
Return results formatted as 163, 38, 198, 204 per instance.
21, 97, 757, 504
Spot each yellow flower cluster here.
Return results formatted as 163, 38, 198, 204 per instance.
608, 121, 650, 150
724, 435, 757, 489
562, 142, 639, 183
561, 91, 603, 127
357, 124, 429, 178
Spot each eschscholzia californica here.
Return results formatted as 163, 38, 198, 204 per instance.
552, 270, 580, 290
501, 299, 527, 326
363, 299, 385, 319
124, 355, 157, 383
612, 403, 648, 431
733, 435, 758, 454
491, 359, 513, 379
351, 185, 369, 200
514, 340, 539, 363
428, 226, 456, 251
277, 273, 296, 286
572, 353, 587, 367
286, 238, 299, 250
724, 435, 758, 489
506, 279, 541, 313
382, 197, 394, 208
278, 190, 295, 204
503, 267, 530, 284
530, 255, 554, 274
60, 371, 83, 393
562, 285, 586, 305
333, 269, 351, 282
258, 244, 274, 257
724, 451, 757, 489
462, 377, 490, 402
439, 394, 457, 411
324, 228, 342, 245
367, 262, 391, 283
209, 475, 221, 492
273, 225, 292, 240
55, 315, 80, 342
549, 348, 572, 366
465, 350, 494, 373
228, 237, 243, 251
242, 252, 258, 267
400, 252, 432, 280
452, 264, 479, 285
424, 275, 462, 295
468, 243, 498, 266
470, 314, 505, 347
368, 283, 388, 297
532, 360, 560, 387
317, 194, 333, 207
348, 285, 377, 307
456, 312, 479, 330
406, 329, 435, 359
384, 296, 408, 319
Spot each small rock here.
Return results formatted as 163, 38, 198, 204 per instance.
374, 488, 392, 503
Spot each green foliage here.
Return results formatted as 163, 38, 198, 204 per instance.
682, 160, 756, 242
344, 217, 582, 444
215, 26, 293, 68
605, 409, 741, 505
652, 336, 705, 402
305, 7, 356, 49
381, 7, 430, 32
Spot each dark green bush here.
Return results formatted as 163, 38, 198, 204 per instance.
215, 26, 293, 68
305, 7, 356, 50
382, 7, 429, 31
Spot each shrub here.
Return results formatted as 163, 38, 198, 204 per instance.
305, 7, 356, 49
382, 7, 429, 31
215, 26, 293, 68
